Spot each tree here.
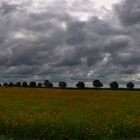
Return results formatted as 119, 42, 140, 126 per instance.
58, 82, 67, 88
9, 82, 14, 87
29, 81, 36, 88
15, 82, 21, 87
3, 83, 8, 88
0, 84, 1, 87
43, 80, 50, 87
93, 80, 103, 88
110, 81, 119, 89
38, 83, 42, 88
22, 82, 28, 88
76, 82, 85, 88
127, 82, 134, 89
48, 82, 53, 88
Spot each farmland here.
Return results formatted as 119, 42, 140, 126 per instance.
0, 88, 140, 140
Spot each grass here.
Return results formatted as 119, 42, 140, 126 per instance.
0, 88, 140, 140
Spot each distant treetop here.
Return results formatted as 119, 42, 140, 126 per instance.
110, 81, 119, 89
127, 82, 134, 89
93, 80, 103, 88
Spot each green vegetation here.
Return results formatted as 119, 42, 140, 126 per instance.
0, 88, 140, 140
0, 79, 136, 90
76, 82, 85, 88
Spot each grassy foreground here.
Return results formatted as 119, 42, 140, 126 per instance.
0, 88, 140, 140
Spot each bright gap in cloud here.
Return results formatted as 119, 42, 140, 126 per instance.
94, 0, 121, 9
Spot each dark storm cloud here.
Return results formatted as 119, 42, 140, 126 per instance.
0, 0, 140, 85
114, 0, 140, 26
0, 1, 19, 16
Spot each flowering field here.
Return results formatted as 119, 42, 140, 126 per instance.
0, 88, 140, 140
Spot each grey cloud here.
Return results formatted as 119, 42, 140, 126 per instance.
0, 1, 19, 16
114, 0, 140, 26
114, 52, 140, 66
104, 35, 130, 54
0, 0, 139, 85
53, 47, 82, 67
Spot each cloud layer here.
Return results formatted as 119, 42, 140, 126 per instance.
0, 0, 140, 86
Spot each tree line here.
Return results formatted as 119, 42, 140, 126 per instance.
0, 80, 135, 89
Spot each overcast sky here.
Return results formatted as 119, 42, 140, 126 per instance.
0, 0, 140, 85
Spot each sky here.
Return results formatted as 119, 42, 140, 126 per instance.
0, 0, 140, 86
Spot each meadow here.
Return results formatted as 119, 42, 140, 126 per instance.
0, 88, 140, 140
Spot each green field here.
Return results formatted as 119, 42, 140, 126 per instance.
0, 88, 140, 140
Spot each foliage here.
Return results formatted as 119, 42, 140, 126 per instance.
76, 82, 85, 88
29, 81, 36, 88
110, 81, 119, 89
22, 82, 28, 88
58, 81, 67, 88
127, 82, 135, 89
15, 82, 21, 87
9, 82, 14, 87
43, 80, 50, 87
0, 80, 137, 89
3, 83, 8, 88
48, 82, 53, 88
38, 83, 42, 88
93, 80, 103, 88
